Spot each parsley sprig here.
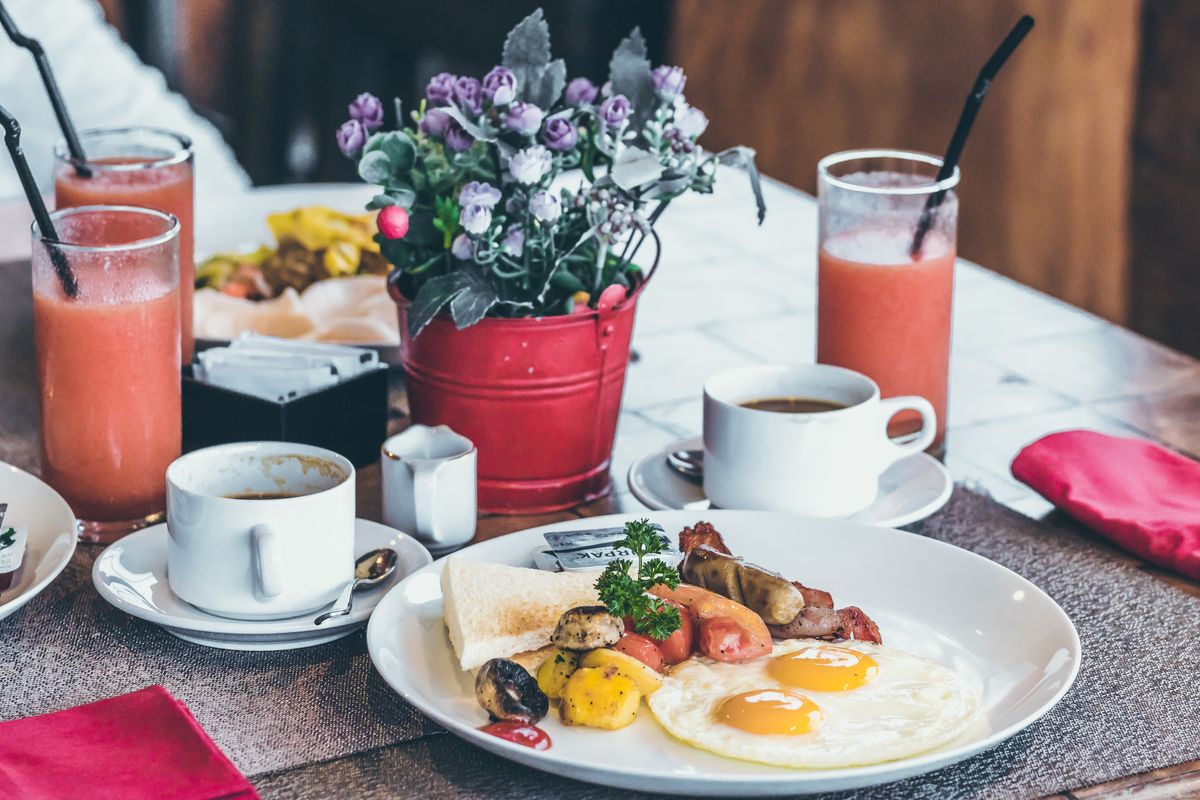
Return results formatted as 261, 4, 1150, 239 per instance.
595, 519, 682, 640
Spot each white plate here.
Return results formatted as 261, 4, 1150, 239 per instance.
367, 510, 1080, 796
629, 435, 953, 527
93, 518, 430, 650
194, 183, 398, 352
0, 463, 77, 623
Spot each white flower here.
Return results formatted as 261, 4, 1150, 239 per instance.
507, 145, 552, 185
675, 104, 709, 139
459, 204, 492, 235
458, 181, 501, 208
529, 190, 562, 223
451, 233, 474, 260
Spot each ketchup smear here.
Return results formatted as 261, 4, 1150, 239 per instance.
479, 721, 552, 750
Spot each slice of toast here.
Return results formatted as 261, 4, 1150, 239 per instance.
441, 558, 601, 671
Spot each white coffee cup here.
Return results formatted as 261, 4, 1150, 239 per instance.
703, 364, 936, 517
381, 425, 476, 553
166, 442, 355, 620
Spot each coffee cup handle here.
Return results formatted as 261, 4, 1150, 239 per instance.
251, 523, 284, 599
877, 396, 937, 467
412, 461, 446, 538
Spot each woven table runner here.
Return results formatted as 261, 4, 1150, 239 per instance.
0, 545, 440, 776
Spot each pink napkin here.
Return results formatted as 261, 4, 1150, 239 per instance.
0, 686, 259, 800
1011, 429, 1200, 580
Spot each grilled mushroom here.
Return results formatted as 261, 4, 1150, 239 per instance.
551, 605, 624, 651
475, 658, 549, 723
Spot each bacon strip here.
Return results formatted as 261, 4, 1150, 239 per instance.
678, 521, 731, 555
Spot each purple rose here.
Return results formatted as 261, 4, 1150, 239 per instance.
651, 65, 686, 100
503, 101, 544, 136
418, 108, 451, 138
336, 119, 367, 157
348, 92, 384, 130
459, 181, 501, 208
597, 94, 631, 129
453, 76, 482, 115
502, 226, 524, 257
459, 204, 492, 235
482, 66, 517, 106
529, 190, 561, 223
451, 233, 474, 260
426, 72, 457, 107
444, 122, 473, 153
542, 117, 578, 151
564, 77, 598, 106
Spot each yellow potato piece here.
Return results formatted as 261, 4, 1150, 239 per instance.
580, 648, 663, 696
559, 666, 641, 730
536, 649, 580, 700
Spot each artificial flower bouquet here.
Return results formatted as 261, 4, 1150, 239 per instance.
336, 8, 765, 337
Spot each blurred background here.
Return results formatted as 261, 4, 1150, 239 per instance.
94, 0, 1196, 357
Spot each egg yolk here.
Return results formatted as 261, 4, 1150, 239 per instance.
716, 690, 823, 735
767, 646, 879, 692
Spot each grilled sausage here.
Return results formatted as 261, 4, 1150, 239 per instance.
679, 545, 804, 625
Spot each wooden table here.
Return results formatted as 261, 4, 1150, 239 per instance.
2, 174, 1198, 798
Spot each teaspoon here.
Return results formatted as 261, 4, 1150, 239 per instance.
314, 547, 398, 625
666, 448, 704, 480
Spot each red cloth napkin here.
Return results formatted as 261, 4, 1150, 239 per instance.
0, 686, 259, 800
1011, 429, 1200, 580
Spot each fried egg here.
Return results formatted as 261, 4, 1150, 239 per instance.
647, 638, 980, 769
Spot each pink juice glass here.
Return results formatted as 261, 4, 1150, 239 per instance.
32, 205, 181, 543
54, 127, 195, 363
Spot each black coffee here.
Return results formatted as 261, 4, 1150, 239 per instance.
224, 491, 298, 501
739, 397, 848, 414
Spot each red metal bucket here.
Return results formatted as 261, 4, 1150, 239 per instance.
399, 257, 655, 514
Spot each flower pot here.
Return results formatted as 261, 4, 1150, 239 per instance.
398, 265, 654, 514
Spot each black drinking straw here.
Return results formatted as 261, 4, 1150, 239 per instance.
910, 15, 1034, 257
0, 0, 91, 178
0, 104, 78, 297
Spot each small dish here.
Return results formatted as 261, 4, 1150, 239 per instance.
92, 518, 430, 650
0, 463, 77, 623
628, 435, 953, 527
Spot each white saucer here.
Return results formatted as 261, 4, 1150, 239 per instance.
92, 519, 431, 650
628, 435, 952, 528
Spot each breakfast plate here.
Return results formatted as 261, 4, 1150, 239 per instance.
628, 435, 953, 527
0, 463, 77, 624
367, 510, 1079, 796
93, 518, 430, 650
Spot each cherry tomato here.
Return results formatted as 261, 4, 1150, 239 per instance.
698, 616, 771, 663
656, 600, 697, 665
614, 632, 665, 672
479, 721, 552, 750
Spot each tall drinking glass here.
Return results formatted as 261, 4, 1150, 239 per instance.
32, 206, 182, 543
53, 127, 195, 362
816, 149, 958, 449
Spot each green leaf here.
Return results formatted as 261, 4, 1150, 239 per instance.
611, 145, 664, 190
407, 273, 465, 337
450, 269, 500, 328
378, 131, 417, 175
717, 146, 767, 224
524, 58, 566, 110
609, 28, 655, 131
503, 8, 553, 105
358, 150, 391, 185
366, 194, 396, 210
